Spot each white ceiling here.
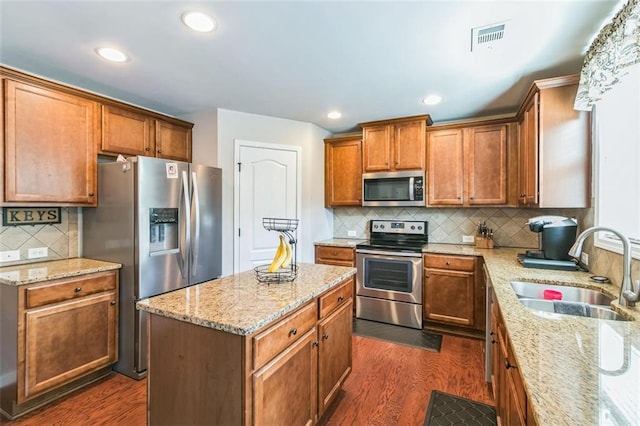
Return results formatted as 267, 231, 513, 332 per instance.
0, 0, 620, 133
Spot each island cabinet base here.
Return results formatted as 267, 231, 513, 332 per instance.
146, 276, 354, 426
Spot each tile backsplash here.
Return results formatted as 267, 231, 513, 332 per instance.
333, 206, 589, 249
0, 208, 79, 267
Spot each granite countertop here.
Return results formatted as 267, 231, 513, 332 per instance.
137, 263, 356, 336
314, 239, 640, 425
314, 238, 365, 247
0, 258, 122, 286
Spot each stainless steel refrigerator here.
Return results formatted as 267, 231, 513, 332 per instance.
82, 156, 222, 379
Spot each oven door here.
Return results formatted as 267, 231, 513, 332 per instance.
356, 250, 423, 304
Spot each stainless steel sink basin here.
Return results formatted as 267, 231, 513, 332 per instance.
510, 281, 613, 305
518, 298, 630, 321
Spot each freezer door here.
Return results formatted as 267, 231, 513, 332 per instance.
137, 157, 190, 299
190, 164, 222, 284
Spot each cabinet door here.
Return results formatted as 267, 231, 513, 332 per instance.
318, 301, 352, 415
362, 124, 391, 172
393, 120, 425, 170
102, 105, 154, 156
155, 120, 192, 162
424, 268, 474, 326
21, 291, 117, 401
324, 137, 362, 207
253, 329, 317, 426
4, 80, 98, 205
466, 124, 507, 205
518, 93, 538, 205
427, 129, 464, 205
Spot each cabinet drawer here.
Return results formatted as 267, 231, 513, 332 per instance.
315, 246, 355, 263
319, 278, 353, 319
253, 302, 317, 369
424, 254, 475, 271
25, 271, 117, 309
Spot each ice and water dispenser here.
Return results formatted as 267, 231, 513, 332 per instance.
149, 208, 178, 253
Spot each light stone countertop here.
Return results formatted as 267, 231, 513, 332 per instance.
316, 240, 640, 425
0, 258, 122, 285
137, 263, 356, 336
314, 238, 365, 247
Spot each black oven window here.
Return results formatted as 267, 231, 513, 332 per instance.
363, 258, 412, 292
364, 178, 410, 201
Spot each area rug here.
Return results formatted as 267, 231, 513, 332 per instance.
423, 390, 496, 426
352, 319, 442, 352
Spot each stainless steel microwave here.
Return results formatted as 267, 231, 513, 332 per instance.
362, 171, 425, 207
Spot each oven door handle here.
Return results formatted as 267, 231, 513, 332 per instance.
356, 249, 422, 258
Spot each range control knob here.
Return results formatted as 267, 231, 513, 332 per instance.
373, 224, 378, 229
380, 224, 385, 229
411, 225, 415, 230
418, 226, 423, 230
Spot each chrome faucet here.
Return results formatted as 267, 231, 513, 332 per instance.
569, 227, 638, 307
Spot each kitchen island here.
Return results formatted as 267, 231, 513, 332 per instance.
137, 262, 356, 425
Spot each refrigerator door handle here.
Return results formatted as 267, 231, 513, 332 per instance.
191, 171, 201, 276
180, 170, 191, 279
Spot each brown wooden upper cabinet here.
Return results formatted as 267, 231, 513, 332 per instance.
359, 115, 432, 172
427, 122, 511, 206
324, 134, 362, 207
516, 74, 591, 208
3, 78, 99, 206
101, 105, 192, 162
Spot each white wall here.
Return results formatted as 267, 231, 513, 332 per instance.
216, 109, 333, 275
180, 110, 218, 167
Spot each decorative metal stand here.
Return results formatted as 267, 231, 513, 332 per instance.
254, 218, 299, 283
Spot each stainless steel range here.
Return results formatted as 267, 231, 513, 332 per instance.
355, 220, 428, 329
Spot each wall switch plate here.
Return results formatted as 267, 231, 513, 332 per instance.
581, 252, 589, 266
462, 235, 475, 243
28, 247, 48, 259
0, 250, 20, 262
347, 230, 357, 237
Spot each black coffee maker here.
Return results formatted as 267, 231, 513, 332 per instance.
518, 216, 581, 270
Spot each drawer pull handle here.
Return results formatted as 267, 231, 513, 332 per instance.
323, 333, 329, 340
110, 300, 116, 305
338, 296, 344, 302
289, 328, 298, 336
74, 287, 82, 293
505, 360, 516, 370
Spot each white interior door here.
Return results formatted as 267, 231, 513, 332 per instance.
234, 141, 300, 273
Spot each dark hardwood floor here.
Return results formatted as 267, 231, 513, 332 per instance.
1, 334, 492, 426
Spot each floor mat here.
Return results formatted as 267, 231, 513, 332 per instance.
352, 319, 442, 352
423, 390, 497, 426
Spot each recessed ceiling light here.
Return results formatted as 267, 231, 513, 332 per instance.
182, 11, 217, 32
327, 111, 342, 119
422, 95, 442, 106
96, 47, 128, 63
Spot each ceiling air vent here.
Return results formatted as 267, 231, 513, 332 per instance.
471, 22, 506, 52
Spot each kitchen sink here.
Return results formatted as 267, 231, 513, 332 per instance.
510, 281, 613, 305
517, 298, 630, 321
510, 281, 632, 321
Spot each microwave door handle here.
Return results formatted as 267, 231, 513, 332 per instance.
409, 177, 415, 201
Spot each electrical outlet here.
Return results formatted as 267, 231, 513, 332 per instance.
462, 235, 475, 243
581, 252, 589, 266
28, 247, 48, 259
0, 250, 20, 262
347, 230, 357, 237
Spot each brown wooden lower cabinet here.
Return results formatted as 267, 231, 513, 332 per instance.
147, 277, 354, 425
315, 245, 357, 316
0, 270, 119, 420
491, 298, 536, 426
423, 254, 485, 339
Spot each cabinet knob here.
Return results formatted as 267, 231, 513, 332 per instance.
145, 147, 151, 152
457, 197, 461, 200
491, 339, 498, 345
505, 360, 516, 370
470, 197, 474, 200
445, 261, 450, 265
74, 287, 82, 292
489, 331, 495, 336
323, 333, 329, 340
313, 341, 319, 347
289, 328, 298, 336
111, 300, 116, 305
157, 150, 162, 154
338, 296, 344, 302
88, 193, 95, 197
